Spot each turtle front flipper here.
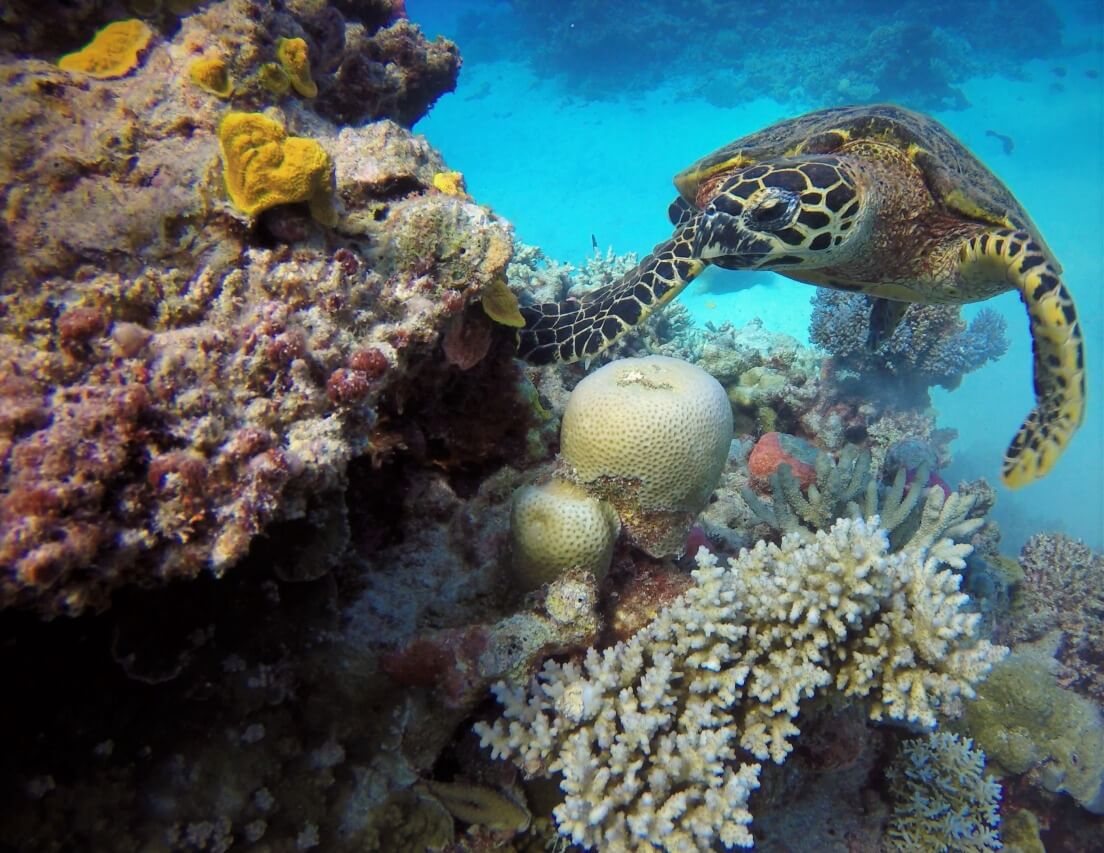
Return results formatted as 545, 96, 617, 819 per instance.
516, 226, 705, 364
959, 229, 1086, 487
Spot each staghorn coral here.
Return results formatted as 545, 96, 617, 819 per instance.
885, 731, 1002, 852
809, 290, 1009, 395
740, 439, 985, 553
57, 19, 153, 79
477, 516, 1005, 850
1005, 533, 1104, 702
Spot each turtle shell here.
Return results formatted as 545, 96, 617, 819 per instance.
673, 104, 1058, 269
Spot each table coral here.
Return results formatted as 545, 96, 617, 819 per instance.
217, 111, 334, 221
478, 516, 1005, 849
57, 19, 153, 79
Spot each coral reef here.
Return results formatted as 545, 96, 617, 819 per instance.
1004, 533, 1104, 702
809, 290, 1009, 396
0, 1, 500, 616
455, 0, 1061, 108
478, 516, 1005, 849
885, 731, 1001, 852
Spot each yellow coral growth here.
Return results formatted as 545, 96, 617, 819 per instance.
481, 278, 525, 328
256, 62, 291, 95
59, 19, 153, 79
275, 37, 317, 98
188, 57, 233, 98
217, 112, 335, 223
432, 170, 467, 196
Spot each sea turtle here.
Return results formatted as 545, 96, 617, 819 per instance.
516, 104, 1085, 488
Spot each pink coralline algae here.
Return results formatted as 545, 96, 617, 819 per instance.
0, 1, 510, 616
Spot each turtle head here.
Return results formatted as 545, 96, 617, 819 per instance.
693, 158, 865, 270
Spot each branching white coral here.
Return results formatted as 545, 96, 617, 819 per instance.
476, 517, 1006, 851
885, 731, 1002, 852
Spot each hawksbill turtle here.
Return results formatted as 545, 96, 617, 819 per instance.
516, 104, 1085, 488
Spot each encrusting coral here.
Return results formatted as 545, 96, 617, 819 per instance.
57, 19, 153, 79
885, 731, 1002, 852
961, 636, 1104, 814
477, 516, 1006, 850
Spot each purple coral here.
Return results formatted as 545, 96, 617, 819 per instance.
809, 290, 1008, 393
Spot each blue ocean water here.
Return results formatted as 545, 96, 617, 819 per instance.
411, 0, 1104, 552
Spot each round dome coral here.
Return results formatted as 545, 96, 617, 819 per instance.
560, 355, 732, 556
510, 478, 620, 592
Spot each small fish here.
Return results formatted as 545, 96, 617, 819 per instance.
985, 129, 1014, 155
705, 300, 717, 310
591, 233, 598, 251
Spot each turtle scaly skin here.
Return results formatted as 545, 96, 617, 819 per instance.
515, 104, 1085, 488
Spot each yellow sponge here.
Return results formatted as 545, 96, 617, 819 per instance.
59, 19, 153, 79
275, 37, 318, 98
217, 111, 335, 223
188, 57, 233, 98
510, 478, 620, 592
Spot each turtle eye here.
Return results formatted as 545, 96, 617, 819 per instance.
745, 189, 798, 231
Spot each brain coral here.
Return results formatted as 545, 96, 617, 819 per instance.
509, 479, 620, 591
560, 355, 732, 556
